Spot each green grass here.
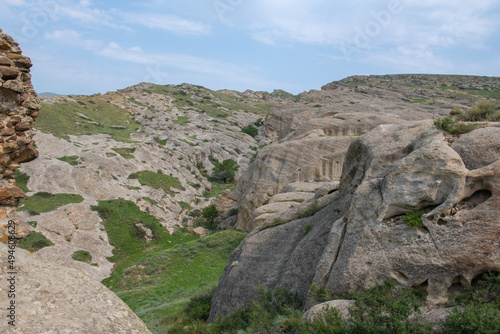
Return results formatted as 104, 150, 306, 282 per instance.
72, 250, 92, 263
144, 84, 277, 118
128, 171, 185, 196
173, 116, 191, 125
203, 180, 235, 199
91, 198, 246, 334
36, 96, 141, 142
57, 155, 80, 166
19, 192, 84, 215
179, 138, 198, 146
154, 137, 167, 145
179, 201, 193, 211
15, 169, 30, 193
112, 147, 136, 159
17, 232, 54, 252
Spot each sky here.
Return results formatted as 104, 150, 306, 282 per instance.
1, 0, 500, 95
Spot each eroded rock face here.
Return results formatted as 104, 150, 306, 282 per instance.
209, 122, 500, 320
0, 244, 151, 334
235, 136, 352, 230
0, 30, 151, 334
0, 29, 39, 216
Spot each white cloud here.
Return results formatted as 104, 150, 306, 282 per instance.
44, 30, 102, 51
239, 0, 500, 52
123, 13, 211, 36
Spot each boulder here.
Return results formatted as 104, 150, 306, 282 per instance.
209, 121, 500, 320
303, 300, 355, 323
0, 244, 151, 333
451, 127, 500, 170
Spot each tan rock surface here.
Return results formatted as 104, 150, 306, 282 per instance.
0, 244, 151, 334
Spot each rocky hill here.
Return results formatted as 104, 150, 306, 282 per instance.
2, 27, 500, 333
209, 75, 500, 322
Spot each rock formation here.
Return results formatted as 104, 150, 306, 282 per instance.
209, 121, 500, 320
0, 244, 151, 334
0, 28, 39, 218
234, 75, 486, 231
0, 29, 151, 334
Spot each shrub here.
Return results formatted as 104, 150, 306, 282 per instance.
242, 124, 259, 137
211, 159, 239, 184
201, 204, 219, 230
459, 101, 500, 122
443, 271, 500, 334
184, 288, 215, 322
403, 210, 425, 228
434, 117, 480, 135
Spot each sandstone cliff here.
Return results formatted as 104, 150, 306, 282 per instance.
210, 119, 500, 320
235, 75, 488, 231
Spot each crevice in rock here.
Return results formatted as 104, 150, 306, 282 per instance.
452, 190, 492, 216
447, 275, 468, 295
471, 270, 499, 286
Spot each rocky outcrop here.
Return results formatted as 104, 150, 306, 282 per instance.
0, 30, 152, 334
209, 121, 500, 320
0, 28, 39, 217
0, 244, 151, 334
234, 73, 495, 231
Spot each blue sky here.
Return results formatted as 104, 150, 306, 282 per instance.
1, 0, 500, 95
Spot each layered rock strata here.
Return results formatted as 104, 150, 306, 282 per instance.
209, 121, 500, 320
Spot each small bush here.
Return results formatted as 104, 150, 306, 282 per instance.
211, 159, 239, 184
403, 210, 425, 228
434, 117, 480, 135
459, 101, 500, 122
443, 304, 500, 334
201, 205, 219, 230
242, 124, 259, 137
72, 250, 92, 263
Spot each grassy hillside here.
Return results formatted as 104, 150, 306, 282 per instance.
91, 199, 246, 333
36, 95, 142, 142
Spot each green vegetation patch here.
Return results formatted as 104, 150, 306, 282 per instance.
112, 147, 136, 159
15, 170, 30, 193
37, 95, 141, 142
296, 200, 323, 219
444, 272, 500, 334
72, 250, 92, 263
17, 232, 53, 253
19, 192, 84, 215
173, 116, 191, 125
57, 155, 80, 166
434, 117, 482, 135
402, 210, 425, 228
91, 198, 246, 334
241, 124, 259, 137
128, 171, 185, 196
